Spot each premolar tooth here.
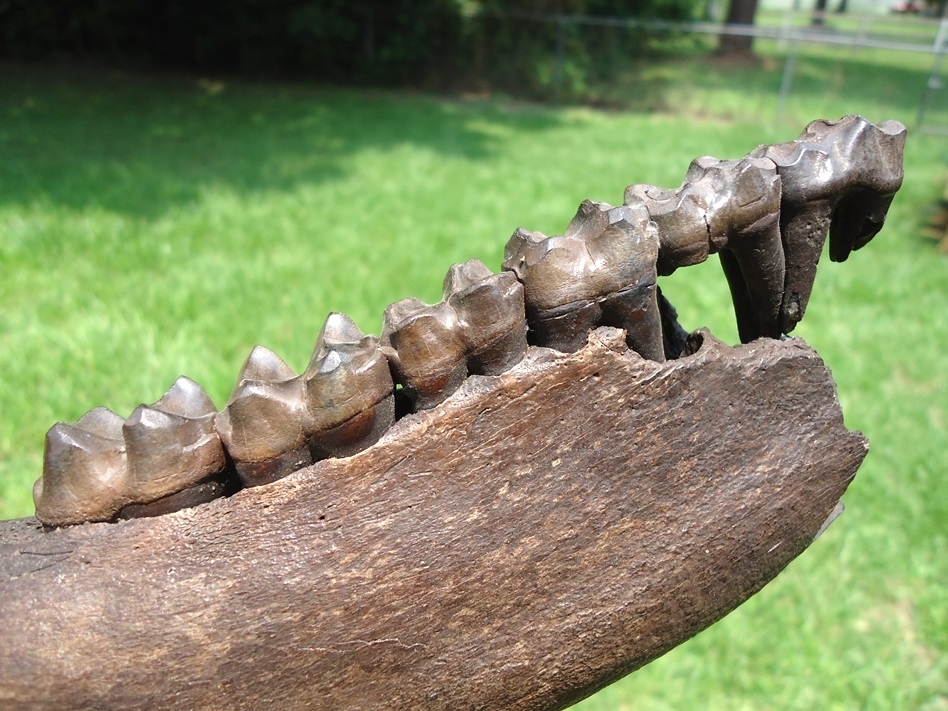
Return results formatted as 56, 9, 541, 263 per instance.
502, 201, 663, 359
381, 297, 467, 411
75, 406, 126, 440
34, 416, 128, 526
752, 115, 906, 333
444, 259, 528, 376
122, 402, 228, 506
304, 312, 395, 459
217, 349, 312, 487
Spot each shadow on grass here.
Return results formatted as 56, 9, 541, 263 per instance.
0, 62, 564, 219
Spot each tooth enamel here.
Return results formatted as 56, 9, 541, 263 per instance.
123, 402, 227, 502
751, 115, 906, 333
501, 201, 662, 357
218, 347, 315, 486
382, 297, 467, 410
153, 375, 218, 419
34, 418, 129, 526
303, 312, 395, 458
444, 259, 528, 376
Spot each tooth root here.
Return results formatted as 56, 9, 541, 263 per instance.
218, 351, 312, 487
304, 312, 395, 459
444, 260, 528, 375
34, 420, 128, 527
381, 298, 467, 411
689, 156, 784, 342
753, 115, 906, 333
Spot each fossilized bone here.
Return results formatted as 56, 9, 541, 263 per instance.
1, 115, 905, 710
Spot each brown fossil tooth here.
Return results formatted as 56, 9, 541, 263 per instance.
118, 376, 233, 519
502, 202, 662, 359
381, 297, 467, 411
33, 409, 129, 527
752, 115, 906, 333
691, 155, 784, 342
444, 259, 528, 376
304, 312, 395, 459
217, 347, 312, 487
624, 183, 708, 276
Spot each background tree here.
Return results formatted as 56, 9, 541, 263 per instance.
717, 0, 760, 57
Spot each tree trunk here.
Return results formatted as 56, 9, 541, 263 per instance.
0, 329, 866, 710
718, 0, 760, 57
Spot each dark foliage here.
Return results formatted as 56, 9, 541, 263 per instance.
0, 0, 703, 95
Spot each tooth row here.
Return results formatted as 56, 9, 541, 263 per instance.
33, 116, 905, 527
33, 378, 233, 526
503, 114, 906, 350
381, 259, 528, 410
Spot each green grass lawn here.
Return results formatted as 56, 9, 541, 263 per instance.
1, 40, 946, 710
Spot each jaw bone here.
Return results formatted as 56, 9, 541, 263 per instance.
382, 260, 529, 411
502, 201, 664, 360
751, 115, 906, 333
34, 378, 232, 527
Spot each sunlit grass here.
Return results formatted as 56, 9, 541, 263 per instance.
0, 56, 945, 709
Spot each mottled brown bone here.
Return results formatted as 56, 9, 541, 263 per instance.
1, 330, 865, 710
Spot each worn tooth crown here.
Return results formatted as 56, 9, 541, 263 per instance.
382, 297, 467, 410
444, 259, 528, 376
34, 417, 130, 526
34, 378, 234, 527
303, 312, 395, 457
502, 200, 662, 356
218, 356, 312, 485
750, 115, 907, 332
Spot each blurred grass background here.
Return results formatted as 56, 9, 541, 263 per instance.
1, 27, 946, 711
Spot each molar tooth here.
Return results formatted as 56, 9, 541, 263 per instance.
34, 416, 128, 527
625, 184, 708, 276
691, 156, 784, 342
303, 312, 395, 459
218, 349, 312, 487
752, 115, 906, 333
123, 378, 227, 515
501, 202, 662, 359
381, 297, 466, 411
444, 259, 528, 376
